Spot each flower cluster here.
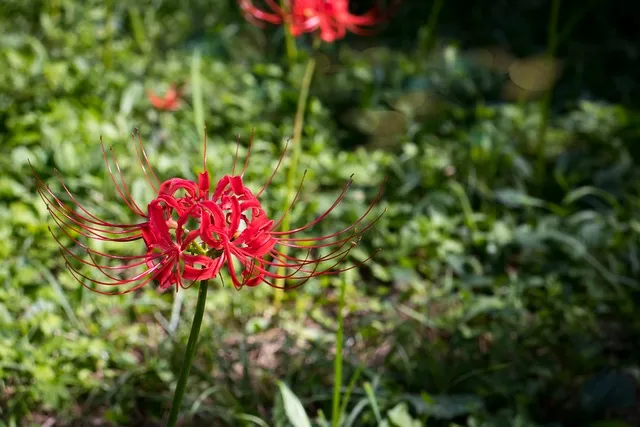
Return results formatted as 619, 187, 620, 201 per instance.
239, 0, 397, 42
34, 131, 384, 295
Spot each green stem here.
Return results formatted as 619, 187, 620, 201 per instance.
129, 6, 149, 53
419, 0, 444, 60
166, 280, 209, 427
331, 274, 348, 427
535, 0, 561, 187
280, 0, 298, 64
273, 40, 320, 309
191, 49, 204, 133
103, 0, 113, 69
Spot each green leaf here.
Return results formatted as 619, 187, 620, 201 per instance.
406, 394, 484, 419
462, 297, 506, 322
277, 381, 312, 427
120, 82, 143, 115
53, 142, 79, 173
563, 186, 619, 210
494, 188, 545, 208
364, 382, 383, 423
386, 403, 421, 427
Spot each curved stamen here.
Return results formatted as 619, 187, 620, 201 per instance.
272, 177, 386, 237
108, 144, 146, 216
256, 138, 290, 198
133, 129, 160, 193
271, 169, 309, 230
241, 127, 255, 177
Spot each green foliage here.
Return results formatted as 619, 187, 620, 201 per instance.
1, 1, 639, 426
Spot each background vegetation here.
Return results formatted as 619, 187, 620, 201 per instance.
1, 0, 639, 426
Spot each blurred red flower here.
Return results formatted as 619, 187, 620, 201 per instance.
147, 84, 182, 111
239, 0, 396, 42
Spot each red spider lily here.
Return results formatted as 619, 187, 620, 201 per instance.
147, 84, 182, 111
239, 0, 396, 42
35, 129, 384, 294
195, 135, 386, 289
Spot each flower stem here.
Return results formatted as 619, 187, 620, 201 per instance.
280, 0, 298, 64
419, 0, 444, 59
535, 0, 561, 187
166, 280, 209, 427
331, 273, 348, 427
103, 0, 113, 69
273, 40, 320, 309
191, 49, 205, 133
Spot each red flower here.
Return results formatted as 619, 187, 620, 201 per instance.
147, 84, 182, 111
239, 0, 395, 42
35, 129, 384, 294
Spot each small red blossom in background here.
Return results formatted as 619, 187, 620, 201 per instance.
239, 0, 396, 42
147, 84, 182, 111
34, 130, 384, 294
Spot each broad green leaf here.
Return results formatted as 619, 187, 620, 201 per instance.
405, 394, 484, 419
277, 381, 311, 427
494, 188, 545, 208
120, 82, 143, 115
386, 403, 421, 427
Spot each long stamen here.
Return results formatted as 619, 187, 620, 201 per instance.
256, 138, 290, 198
62, 250, 165, 287
241, 127, 255, 177
36, 187, 141, 239
65, 259, 162, 295
266, 240, 359, 275
48, 225, 146, 261
108, 145, 146, 216
272, 177, 386, 237
231, 134, 241, 176
36, 166, 142, 228
133, 130, 160, 193
41, 191, 143, 239
264, 232, 359, 270
271, 169, 308, 230
100, 142, 145, 216
278, 209, 385, 246
271, 174, 353, 234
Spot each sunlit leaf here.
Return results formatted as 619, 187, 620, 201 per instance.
386, 402, 421, 427
277, 381, 312, 427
